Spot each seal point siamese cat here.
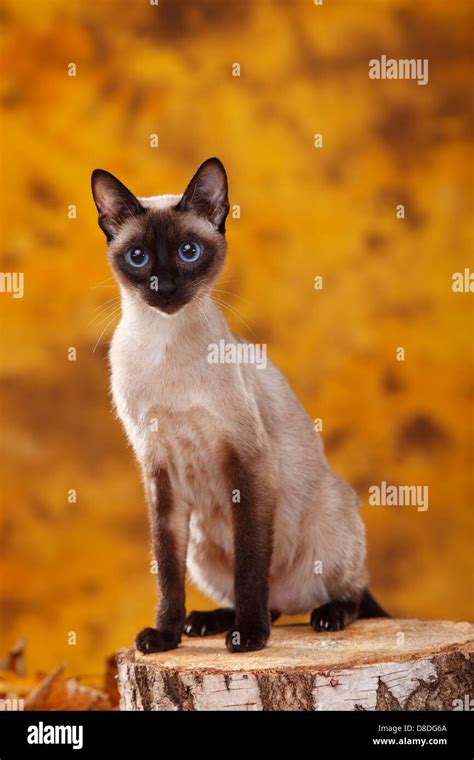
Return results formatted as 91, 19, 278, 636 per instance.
91, 158, 389, 654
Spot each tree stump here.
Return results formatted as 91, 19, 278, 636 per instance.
117, 619, 473, 711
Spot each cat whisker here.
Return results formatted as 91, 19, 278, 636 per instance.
88, 297, 121, 324
91, 276, 116, 289
94, 295, 120, 307
210, 295, 258, 339
211, 287, 251, 305
195, 295, 215, 335
90, 305, 122, 331
92, 307, 122, 353
88, 302, 121, 327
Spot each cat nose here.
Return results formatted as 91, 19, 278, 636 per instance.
158, 279, 177, 295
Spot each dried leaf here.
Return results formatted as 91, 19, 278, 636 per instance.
0, 639, 26, 676
25, 663, 113, 711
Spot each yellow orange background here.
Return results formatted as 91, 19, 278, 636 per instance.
0, 0, 472, 681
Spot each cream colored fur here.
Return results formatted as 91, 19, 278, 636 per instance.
109, 195, 368, 615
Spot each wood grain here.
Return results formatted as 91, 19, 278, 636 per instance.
117, 619, 474, 711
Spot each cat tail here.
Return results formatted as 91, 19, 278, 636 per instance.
358, 588, 391, 619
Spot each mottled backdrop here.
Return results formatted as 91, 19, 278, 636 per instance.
0, 0, 472, 679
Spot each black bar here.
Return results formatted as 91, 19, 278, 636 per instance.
0, 710, 471, 757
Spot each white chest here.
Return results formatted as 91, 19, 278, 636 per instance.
109, 318, 232, 513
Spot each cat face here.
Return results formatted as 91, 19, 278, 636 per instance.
91, 158, 229, 315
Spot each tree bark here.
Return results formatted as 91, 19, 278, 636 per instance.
117, 619, 473, 711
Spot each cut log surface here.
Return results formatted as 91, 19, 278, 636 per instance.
117, 619, 474, 711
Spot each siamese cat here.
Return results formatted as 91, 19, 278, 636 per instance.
91, 158, 388, 654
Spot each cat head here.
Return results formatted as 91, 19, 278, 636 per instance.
91, 158, 229, 315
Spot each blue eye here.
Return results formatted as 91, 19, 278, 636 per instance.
178, 241, 201, 263
125, 247, 149, 268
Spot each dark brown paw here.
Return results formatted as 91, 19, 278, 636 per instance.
311, 601, 359, 632
184, 608, 235, 637
225, 625, 269, 653
135, 627, 180, 653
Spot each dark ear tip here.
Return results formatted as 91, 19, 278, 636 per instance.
91, 168, 108, 181
202, 157, 227, 173
91, 169, 105, 189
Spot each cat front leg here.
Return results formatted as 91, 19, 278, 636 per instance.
136, 467, 189, 654
224, 447, 276, 653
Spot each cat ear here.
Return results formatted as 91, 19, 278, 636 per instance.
91, 170, 144, 241
177, 158, 229, 233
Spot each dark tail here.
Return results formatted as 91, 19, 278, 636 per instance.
358, 589, 391, 619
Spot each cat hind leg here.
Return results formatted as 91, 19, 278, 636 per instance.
310, 588, 390, 632
184, 608, 281, 637
310, 600, 360, 632
184, 608, 235, 637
